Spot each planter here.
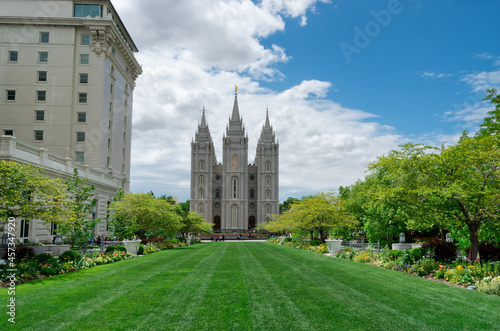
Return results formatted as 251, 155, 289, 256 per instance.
278, 236, 286, 244
391, 243, 412, 251
411, 243, 422, 249
186, 238, 192, 245
123, 241, 141, 255
325, 239, 342, 257
29, 245, 70, 257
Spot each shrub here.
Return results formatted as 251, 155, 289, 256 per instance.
353, 252, 372, 263
34, 253, 54, 264
422, 238, 457, 262
310, 240, 321, 246
3, 245, 36, 261
410, 247, 426, 263
191, 238, 201, 244
105, 246, 116, 254
106, 245, 126, 254
477, 276, 500, 295
284, 237, 293, 243
388, 250, 403, 261
176, 237, 187, 243
137, 244, 145, 255
59, 250, 81, 263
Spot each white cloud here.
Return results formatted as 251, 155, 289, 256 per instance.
420, 71, 453, 79
112, 0, 404, 201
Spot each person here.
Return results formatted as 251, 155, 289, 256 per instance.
96, 236, 101, 245
222, 235, 225, 242
113, 235, 117, 241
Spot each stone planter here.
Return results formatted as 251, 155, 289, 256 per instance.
186, 238, 192, 245
278, 236, 286, 244
29, 245, 70, 257
325, 239, 342, 257
123, 241, 141, 255
391, 243, 412, 251
411, 243, 422, 249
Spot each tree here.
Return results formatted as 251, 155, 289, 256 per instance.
343, 169, 408, 245
266, 192, 357, 242
57, 168, 99, 248
179, 200, 190, 215
370, 136, 500, 260
279, 197, 300, 212
179, 212, 213, 236
0, 160, 68, 228
109, 193, 182, 238
476, 88, 500, 138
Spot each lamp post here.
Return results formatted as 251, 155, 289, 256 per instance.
91, 202, 97, 245
445, 233, 454, 243
54, 233, 63, 245
399, 232, 406, 244
1, 233, 8, 248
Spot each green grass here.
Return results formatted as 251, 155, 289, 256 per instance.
1, 243, 499, 330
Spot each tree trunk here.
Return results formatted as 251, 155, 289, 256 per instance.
310, 230, 314, 241
468, 222, 480, 261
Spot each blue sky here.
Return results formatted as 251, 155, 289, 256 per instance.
113, 0, 500, 202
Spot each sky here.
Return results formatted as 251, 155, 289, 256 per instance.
112, 0, 500, 203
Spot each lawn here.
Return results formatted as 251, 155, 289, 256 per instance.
1, 242, 499, 330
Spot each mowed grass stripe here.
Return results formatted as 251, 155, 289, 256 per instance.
237, 243, 312, 330
12, 244, 216, 330
253, 243, 500, 330
1, 242, 499, 330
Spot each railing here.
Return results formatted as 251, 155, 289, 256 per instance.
341, 240, 381, 252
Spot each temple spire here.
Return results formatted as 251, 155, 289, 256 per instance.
264, 107, 271, 129
200, 106, 207, 128
230, 87, 240, 121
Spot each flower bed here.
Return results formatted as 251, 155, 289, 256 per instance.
335, 246, 500, 295
268, 237, 329, 254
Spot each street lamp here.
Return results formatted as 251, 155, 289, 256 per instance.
91, 202, 97, 244
1, 233, 8, 248
54, 233, 63, 245
399, 232, 406, 244
445, 233, 454, 243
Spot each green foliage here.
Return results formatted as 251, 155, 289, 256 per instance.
309, 239, 321, 246
59, 250, 81, 263
34, 253, 54, 264
368, 135, 500, 260
109, 193, 182, 238
105, 245, 127, 254
477, 276, 500, 295
5, 245, 35, 261
137, 244, 145, 255
279, 197, 300, 212
284, 237, 293, 242
0, 160, 68, 227
56, 168, 100, 249
179, 212, 213, 235
265, 192, 358, 242
476, 88, 500, 138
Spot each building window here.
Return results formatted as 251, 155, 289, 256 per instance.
122, 164, 125, 173
35, 110, 45, 121
123, 132, 126, 141
215, 190, 220, 198
199, 160, 205, 171
249, 189, 254, 199
39, 52, 48, 63
232, 154, 238, 171
20, 219, 29, 239
77, 112, 86, 123
34, 130, 44, 141
232, 177, 238, 199
122, 148, 126, 158
79, 73, 88, 84
80, 54, 89, 65
109, 102, 113, 112
37, 90, 46, 102
199, 175, 204, 186
76, 132, 85, 142
108, 120, 112, 129
8, 51, 18, 62
38, 71, 47, 82
250, 203, 255, 209
74, 4, 102, 17
249, 174, 255, 181
110, 83, 113, 95
199, 189, 204, 199
266, 204, 271, 214
40, 32, 49, 43
266, 161, 271, 172
81, 34, 90, 45
266, 176, 271, 186
75, 151, 84, 162
198, 203, 204, 214
4, 129, 13, 136
107, 156, 111, 166
124, 116, 127, 125
266, 190, 271, 200
232, 205, 238, 228
124, 99, 128, 108
215, 202, 220, 209
50, 223, 57, 236
6, 90, 15, 101
78, 93, 87, 103
108, 138, 111, 148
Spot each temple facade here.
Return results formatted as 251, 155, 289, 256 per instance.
190, 91, 279, 231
